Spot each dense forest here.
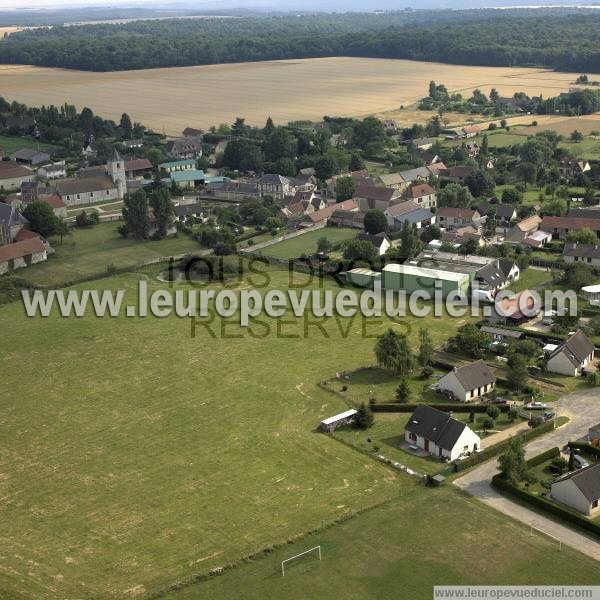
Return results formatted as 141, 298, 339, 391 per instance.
1, 10, 600, 72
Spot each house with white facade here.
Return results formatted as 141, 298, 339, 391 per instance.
437, 360, 496, 402
546, 330, 595, 377
551, 463, 600, 516
404, 404, 481, 461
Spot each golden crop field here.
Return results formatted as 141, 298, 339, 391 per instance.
0, 27, 22, 38
0, 57, 596, 134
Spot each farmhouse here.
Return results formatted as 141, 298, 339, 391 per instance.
320, 409, 358, 433
437, 361, 496, 402
558, 158, 591, 178
542, 216, 600, 241
563, 242, 600, 267
506, 215, 543, 243
551, 463, 600, 516
354, 184, 402, 211
37, 162, 66, 180
124, 158, 153, 180
304, 199, 358, 227
0, 236, 47, 275
398, 166, 431, 185
9, 148, 51, 166
438, 165, 475, 183
377, 172, 407, 191
384, 201, 435, 231
41, 194, 67, 219
404, 405, 481, 461
0, 161, 35, 191
437, 207, 480, 230
173, 202, 204, 223
165, 137, 202, 159
546, 330, 595, 377
404, 183, 437, 209
258, 174, 296, 201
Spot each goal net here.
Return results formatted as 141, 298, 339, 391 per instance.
281, 545, 321, 576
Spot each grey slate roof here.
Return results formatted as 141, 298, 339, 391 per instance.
398, 167, 430, 183
405, 405, 469, 452
476, 261, 507, 288
554, 462, 600, 503
357, 232, 389, 247
452, 360, 496, 392
55, 175, 116, 196
0, 201, 27, 227
549, 330, 595, 368
563, 243, 600, 260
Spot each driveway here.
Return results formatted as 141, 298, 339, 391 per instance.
454, 388, 600, 559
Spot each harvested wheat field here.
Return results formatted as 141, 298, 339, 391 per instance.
0, 57, 595, 134
0, 27, 22, 38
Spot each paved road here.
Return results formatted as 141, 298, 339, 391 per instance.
454, 388, 600, 558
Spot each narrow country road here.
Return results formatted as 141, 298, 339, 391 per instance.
454, 388, 600, 558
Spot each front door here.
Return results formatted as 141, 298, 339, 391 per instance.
424, 440, 429, 451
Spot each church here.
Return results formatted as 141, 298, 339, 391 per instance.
55, 149, 127, 206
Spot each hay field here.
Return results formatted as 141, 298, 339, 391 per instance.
0, 57, 593, 134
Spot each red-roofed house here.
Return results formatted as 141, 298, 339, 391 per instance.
438, 165, 476, 183
404, 183, 437, 209
541, 216, 600, 240
0, 161, 35, 191
437, 207, 480, 230
303, 199, 359, 226
41, 194, 67, 219
0, 237, 47, 275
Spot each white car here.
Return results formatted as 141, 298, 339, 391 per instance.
525, 401, 547, 410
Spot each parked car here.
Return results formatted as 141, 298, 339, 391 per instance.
542, 411, 556, 422
489, 396, 508, 405
573, 454, 590, 469
525, 401, 547, 410
527, 365, 542, 376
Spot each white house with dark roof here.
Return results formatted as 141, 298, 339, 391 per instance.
563, 243, 600, 268
437, 360, 496, 402
357, 233, 391, 256
404, 404, 481, 461
546, 330, 595, 377
551, 463, 600, 516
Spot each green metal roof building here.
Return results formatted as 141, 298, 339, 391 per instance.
382, 263, 470, 299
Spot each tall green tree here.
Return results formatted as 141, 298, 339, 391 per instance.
22, 202, 59, 238
374, 329, 415, 375
418, 328, 433, 367
363, 209, 387, 234
122, 189, 150, 240
149, 188, 174, 239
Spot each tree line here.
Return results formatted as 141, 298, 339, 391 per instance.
1, 11, 600, 72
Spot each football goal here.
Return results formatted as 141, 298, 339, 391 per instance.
281, 545, 322, 576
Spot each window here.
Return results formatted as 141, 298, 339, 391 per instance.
409, 432, 417, 442
593, 499, 599, 509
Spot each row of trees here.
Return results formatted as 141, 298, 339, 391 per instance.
3, 12, 600, 72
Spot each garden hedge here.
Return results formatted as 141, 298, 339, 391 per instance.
526, 446, 560, 467
372, 403, 510, 414
568, 441, 600, 459
492, 474, 600, 539
453, 420, 555, 472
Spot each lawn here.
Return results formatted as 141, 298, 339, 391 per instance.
511, 267, 555, 293
1, 266, 472, 598
162, 486, 600, 600
257, 227, 358, 259
16, 222, 203, 287
0, 134, 58, 155
558, 138, 600, 161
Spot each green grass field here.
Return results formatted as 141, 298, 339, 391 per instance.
0, 135, 58, 155
19, 222, 202, 287
1, 267, 470, 598
163, 486, 600, 600
559, 138, 600, 160
258, 228, 358, 259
